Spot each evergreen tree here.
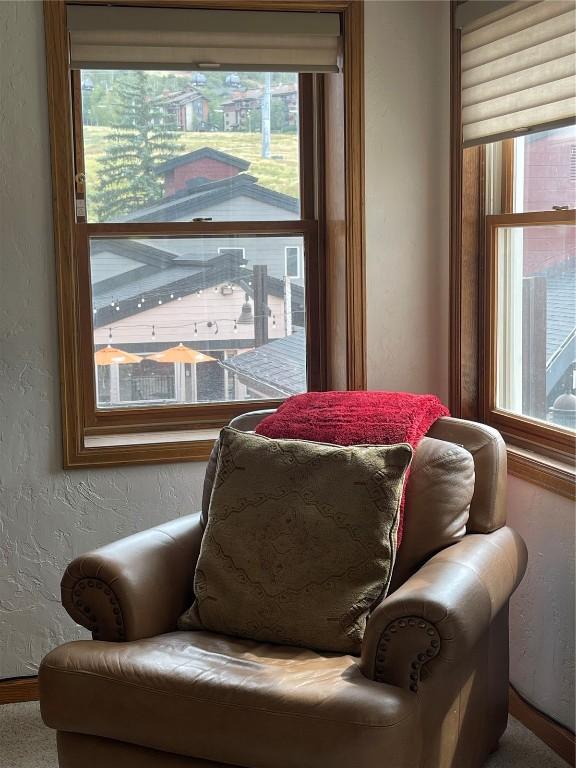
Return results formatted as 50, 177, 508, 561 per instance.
93, 72, 183, 221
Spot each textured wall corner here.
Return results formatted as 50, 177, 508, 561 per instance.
0, 1, 207, 678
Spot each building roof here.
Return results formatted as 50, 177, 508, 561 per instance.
91, 239, 180, 268
546, 265, 575, 363
220, 330, 306, 397
158, 88, 207, 106
155, 147, 250, 175
221, 84, 298, 108
92, 248, 304, 330
123, 173, 299, 223
545, 263, 576, 395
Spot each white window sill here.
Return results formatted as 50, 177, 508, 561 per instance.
84, 428, 221, 449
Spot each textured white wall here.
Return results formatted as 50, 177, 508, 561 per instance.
507, 476, 575, 730
0, 0, 207, 678
364, 0, 450, 401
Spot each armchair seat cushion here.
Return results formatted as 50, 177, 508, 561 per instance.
40, 631, 418, 768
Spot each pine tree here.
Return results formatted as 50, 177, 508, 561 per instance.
93, 72, 183, 221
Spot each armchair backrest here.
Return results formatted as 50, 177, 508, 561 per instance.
201, 411, 508, 591
427, 417, 507, 533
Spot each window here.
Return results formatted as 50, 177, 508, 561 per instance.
285, 246, 302, 278
451, 2, 575, 495
44, 1, 365, 467
484, 127, 576, 459
92, 234, 306, 409
79, 66, 312, 427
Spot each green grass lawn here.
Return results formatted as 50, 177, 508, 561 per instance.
83, 127, 299, 221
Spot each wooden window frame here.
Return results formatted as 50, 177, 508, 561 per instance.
450, 3, 575, 500
44, 0, 365, 468
483, 209, 576, 463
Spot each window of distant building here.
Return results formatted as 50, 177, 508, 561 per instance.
285, 246, 302, 278
44, 1, 365, 467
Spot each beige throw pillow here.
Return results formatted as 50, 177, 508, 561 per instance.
178, 427, 412, 654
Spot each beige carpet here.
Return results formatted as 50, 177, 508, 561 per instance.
0, 701, 569, 767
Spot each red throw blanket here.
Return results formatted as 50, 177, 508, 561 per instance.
255, 391, 450, 545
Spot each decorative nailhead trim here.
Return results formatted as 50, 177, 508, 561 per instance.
71, 578, 125, 642
373, 616, 441, 692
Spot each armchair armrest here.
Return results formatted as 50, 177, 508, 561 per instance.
61, 512, 203, 642
360, 527, 527, 691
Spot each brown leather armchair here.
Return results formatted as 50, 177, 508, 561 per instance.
40, 414, 527, 768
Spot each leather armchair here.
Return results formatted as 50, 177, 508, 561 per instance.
40, 415, 527, 768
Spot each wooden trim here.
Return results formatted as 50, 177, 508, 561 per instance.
0, 676, 39, 705
66, 438, 217, 467
449, 2, 463, 417
342, 0, 366, 390
482, 211, 576, 465
509, 685, 576, 766
86, 398, 284, 431
323, 67, 346, 389
86, 221, 316, 237
507, 447, 575, 500
488, 411, 576, 464
45, 0, 85, 468
486, 209, 576, 227
450, 5, 486, 421
67, 0, 358, 10
299, 74, 316, 223
500, 138, 514, 214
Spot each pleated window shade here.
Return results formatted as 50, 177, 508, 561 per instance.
67, 5, 341, 73
461, 0, 576, 146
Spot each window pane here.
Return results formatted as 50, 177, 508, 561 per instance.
495, 224, 575, 431
91, 235, 307, 408
80, 70, 300, 222
514, 125, 576, 213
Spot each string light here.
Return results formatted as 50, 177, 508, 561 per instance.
233, 320, 238, 334
110, 300, 115, 307
177, 296, 182, 301
151, 325, 156, 339
158, 299, 162, 305
96, 312, 295, 335
169, 293, 174, 299
115, 305, 120, 311
137, 302, 142, 308
108, 327, 112, 341
194, 323, 198, 337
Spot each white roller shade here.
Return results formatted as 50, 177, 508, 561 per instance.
67, 5, 341, 73
461, 0, 576, 146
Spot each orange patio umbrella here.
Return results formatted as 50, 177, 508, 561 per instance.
94, 345, 143, 365
147, 343, 216, 364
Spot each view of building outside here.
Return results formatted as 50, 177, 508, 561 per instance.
496, 125, 575, 431
82, 70, 307, 408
